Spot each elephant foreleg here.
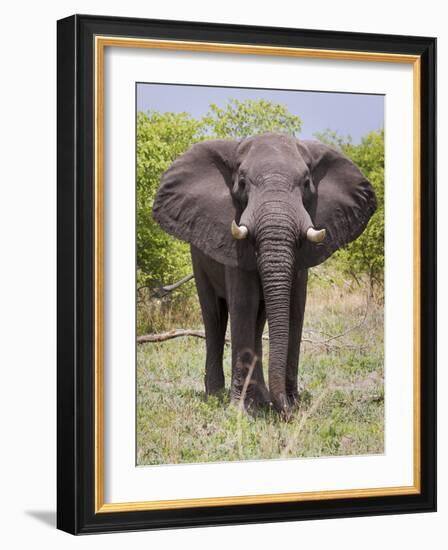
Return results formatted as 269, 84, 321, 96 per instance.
226, 269, 263, 408
192, 260, 228, 396
203, 298, 228, 395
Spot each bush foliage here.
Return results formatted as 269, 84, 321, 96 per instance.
136, 111, 202, 288
203, 98, 302, 138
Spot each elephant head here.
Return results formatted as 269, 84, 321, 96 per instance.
153, 133, 377, 412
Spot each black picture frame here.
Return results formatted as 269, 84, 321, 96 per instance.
57, 14, 436, 534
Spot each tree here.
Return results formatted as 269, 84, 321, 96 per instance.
203, 98, 302, 138
136, 111, 205, 288
315, 129, 385, 292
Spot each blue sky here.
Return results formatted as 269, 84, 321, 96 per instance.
137, 83, 384, 144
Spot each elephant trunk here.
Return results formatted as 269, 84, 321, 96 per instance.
256, 201, 298, 413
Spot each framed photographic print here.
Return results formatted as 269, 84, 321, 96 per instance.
57, 14, 436, 534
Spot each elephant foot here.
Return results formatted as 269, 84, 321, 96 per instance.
230, 348, 271, 411
252, 380, 271, 408
269, 392, 292, 417
285, 390, 299, 406
264, 390, 310, 419
229, 382, 271, 413
204, 374, 225, 397
271, 390, 312, 420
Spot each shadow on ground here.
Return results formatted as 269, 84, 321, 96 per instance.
26, 510, 56, 528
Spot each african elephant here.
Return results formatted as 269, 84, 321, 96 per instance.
153, 133, 376, 414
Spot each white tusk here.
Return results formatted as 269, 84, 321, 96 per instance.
306, 227, 326, 243
231, 220, 249, 240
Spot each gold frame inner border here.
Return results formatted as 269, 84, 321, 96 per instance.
94, 35, 421, 513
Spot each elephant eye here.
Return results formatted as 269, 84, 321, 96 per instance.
238, 176, 246, 191
303, 177, 311, 190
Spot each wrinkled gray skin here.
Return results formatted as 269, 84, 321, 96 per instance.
153, 133, 376, 415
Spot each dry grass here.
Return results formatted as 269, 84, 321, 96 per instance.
136, 280, 384, 465
137, 290, 202, 335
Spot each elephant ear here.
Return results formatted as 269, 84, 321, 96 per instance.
297, 139, 377, 269
153, 139, 257, 270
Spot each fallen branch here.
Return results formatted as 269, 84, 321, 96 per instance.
138, 273, 194, 300
137, 328, 365, 351
137, 329, 212, 344
137, 330, 317, 346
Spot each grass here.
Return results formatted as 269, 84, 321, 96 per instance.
136, 280, 384, 465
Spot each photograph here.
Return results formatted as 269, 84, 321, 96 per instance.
136, 83, 385, 466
